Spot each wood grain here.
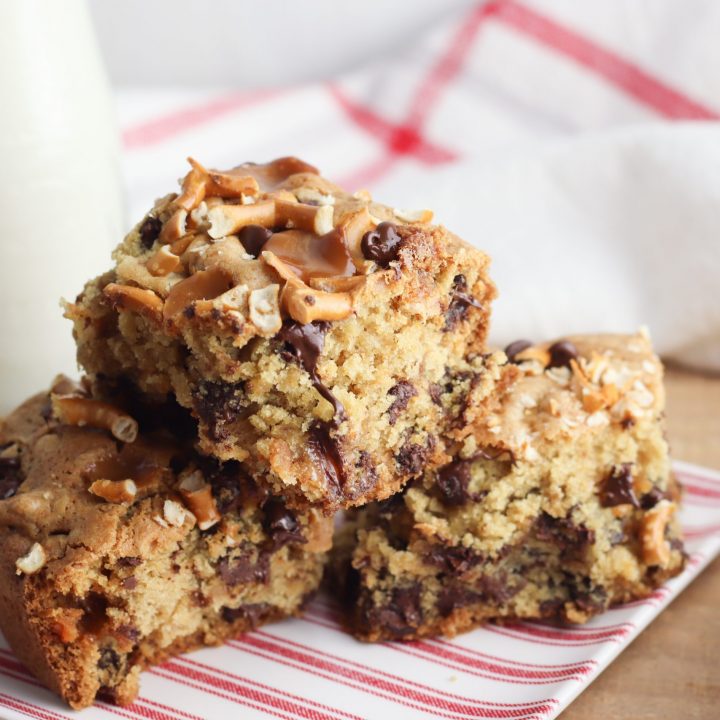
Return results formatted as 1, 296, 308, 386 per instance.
561, 366, 720, 718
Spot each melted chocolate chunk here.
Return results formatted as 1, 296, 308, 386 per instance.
504, 339, 533, 363
117, 624, 140, 643
278, 321, 345, 423
208, 460, 268, 514
355, 450, 378, 489
192, 381, 248, 442
567, 576, 608, 615
640, 486, 667, 510
360, 222, 402, 266
263, 500, 305, 549
386, 381, 417, 425
116, 556, 142, 568
547, 340, 579, 369
308, 421, 346, 491
535, 513, 595, 553
426, 544, 483, 575
368, 585, 423, 637
428, 382, 443, 405
436, 586, 479, 617
444, 274, 482, 331
395, 441, 428, 477
539, 598, 565, 618
238, 224, 273, 257
138, 216, 162, 249
600, 464, 639, 508
0, 452, 22, 499
217, 551, 269, 586
98, 647, 121, 672
435, 458, 475, 506
221, 602, 271, 627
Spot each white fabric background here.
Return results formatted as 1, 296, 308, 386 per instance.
94, 1, 720, 369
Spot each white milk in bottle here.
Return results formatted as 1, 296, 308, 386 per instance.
0, 0, 123, 412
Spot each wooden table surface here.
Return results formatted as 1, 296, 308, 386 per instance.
561, 366, 720, 719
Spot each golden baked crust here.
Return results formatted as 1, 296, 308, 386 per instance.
0, 386, 330, 708
66, 157, 496, 513
333, 332, 685, 641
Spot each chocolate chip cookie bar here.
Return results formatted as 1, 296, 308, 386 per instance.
66, 157, 495, 512
0, 380, 331, 708
334, 332, 685, 641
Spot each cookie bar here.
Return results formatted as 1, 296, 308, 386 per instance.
0, 381, 331, 708
334, 332, 685, 641
66, 157, 495, 512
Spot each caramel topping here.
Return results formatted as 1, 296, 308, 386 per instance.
263, 229, 355, 282
52, 397, 139, 443
239, 156, 319, 191
83, 439, 174, 489
163, 268, 233, 320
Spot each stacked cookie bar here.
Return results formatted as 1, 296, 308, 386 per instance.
333, 333, 684, 640
0, 157, 497, 707
0, 157, 684, 708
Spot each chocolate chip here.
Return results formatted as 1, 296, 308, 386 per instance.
426, 544, 483, 575
278, 321, 345, 423
600, 464, 639, 508
217, 551, 269, 586
435, 458, 475, 506
436, 586, 479, 617
395, 441, 428, 476
98, 647, 121, 671
121, 576, 137, 590
221, 602, 271, 628
278, 321, 328, 375
535, 513, 595, 553
547, 340, 579, 369
386, 381, 417, 425
138, 216, 162, 249
191, 590, 210, 607
308, 421, 346, 491
263, 500, 305, 549
444, 274, 482, 331
192, 381, 248, 442
567, 578, 608, 615
207, 460, 267, 515
238, 225, 273, 257
0, 453, 22, 499
355, 451, 378, 488
429, 382, 443, 405
620, 416, 636, 430
361, 222, 402, 266
364, 584, 423, 638
117, 624, 140, 643
504, 339, 532, 363
640, 486, 667, 510
117, 556, 142, 567
539, 598, 565, 618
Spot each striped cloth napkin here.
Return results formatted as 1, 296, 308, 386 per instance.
114, 0, 720, 371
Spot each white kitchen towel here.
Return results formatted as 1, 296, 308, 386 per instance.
112, 0, 720, 369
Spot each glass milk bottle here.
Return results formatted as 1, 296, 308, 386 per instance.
0, 0, 123, 413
